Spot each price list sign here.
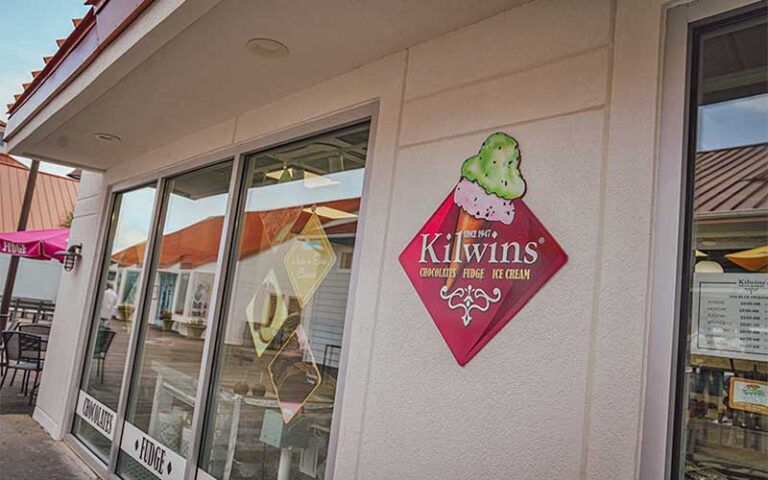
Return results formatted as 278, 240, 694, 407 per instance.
692, 273, 768, 362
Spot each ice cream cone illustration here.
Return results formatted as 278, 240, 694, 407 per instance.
446, 133, 526, 289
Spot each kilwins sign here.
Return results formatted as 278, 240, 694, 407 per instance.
400, 133, 567, 365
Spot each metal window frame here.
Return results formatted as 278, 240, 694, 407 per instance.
640, 1, 767, 479
107, 174, 169, 474
670, 4, 767, 479
61, 102, 379, 480
114, 158, 236, 477
181, 152, 244, 479
60, 179, 165, 476
61, 184, 124, 479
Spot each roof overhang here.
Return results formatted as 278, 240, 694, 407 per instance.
4, 0, 221, 169
4, 0, 526, 171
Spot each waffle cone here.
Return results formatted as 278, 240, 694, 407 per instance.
445, 209, 490, 289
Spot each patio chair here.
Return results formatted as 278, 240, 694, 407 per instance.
0, 331, 44, 405
16, 323, 50, 361
17, 323, 51, 336
93, 327, 116, 384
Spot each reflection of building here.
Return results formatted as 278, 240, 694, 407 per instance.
686, 144, 767, 469
693, 144, 767, 268
111, 201, 357, 363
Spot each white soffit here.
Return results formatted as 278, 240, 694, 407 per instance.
11, 0, 528, 170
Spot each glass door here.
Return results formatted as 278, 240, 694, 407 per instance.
675, 6, 768, 479
73, 185, 158, 462
197, 123, 370, 480
117, 162, 234, 480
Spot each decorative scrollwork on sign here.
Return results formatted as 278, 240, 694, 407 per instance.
439, 285, 502, 327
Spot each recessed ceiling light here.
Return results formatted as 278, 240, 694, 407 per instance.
94, 132, 121, 142
246, 38, 289, 59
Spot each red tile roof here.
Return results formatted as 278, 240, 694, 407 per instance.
695, 143, 768, 217
0, 155, 79, 232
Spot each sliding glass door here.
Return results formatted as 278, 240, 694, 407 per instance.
197, 124, 369, 480
68, 115, 371, 480
73, 185, 158, 462
117, 162, 233, 480
674, 7, 767, 479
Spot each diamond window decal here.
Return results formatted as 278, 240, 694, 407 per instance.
268, 326, 322, 423
284, 213, 337, 307
246, 269, 289, 357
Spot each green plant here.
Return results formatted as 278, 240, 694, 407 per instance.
186, 317, 206, 340
160, 310, 174, 331
60, 210, 74, 228
118, 304, 135, 321
189, 317, 206, 326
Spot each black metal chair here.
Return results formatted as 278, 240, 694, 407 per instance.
93, 327, 116, 384
0, 331, 44, 405
16, 323, 50, 362
17, 323, 51, 336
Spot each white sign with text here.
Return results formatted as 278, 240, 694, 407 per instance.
120, 421, 186, 480
75, 390, 116, 442
692, 273, 768, 361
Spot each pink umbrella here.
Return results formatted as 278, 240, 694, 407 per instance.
0, 228, 69, 263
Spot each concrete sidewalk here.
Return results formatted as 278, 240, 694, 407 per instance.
0, 415, 97, 479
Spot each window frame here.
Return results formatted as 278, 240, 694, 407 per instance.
671, 5, 767, 478
192, 120, 374, 480
114, 158, 236, 479
63, 180, 162, 478
640, 2, 767, 479
61, 102, 379, 480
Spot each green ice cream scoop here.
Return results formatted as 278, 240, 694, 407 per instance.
460, 132, 526, 200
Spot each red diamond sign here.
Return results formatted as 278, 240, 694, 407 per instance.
399, 133, 567, 366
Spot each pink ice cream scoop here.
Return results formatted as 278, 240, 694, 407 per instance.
453, 178, 515, 225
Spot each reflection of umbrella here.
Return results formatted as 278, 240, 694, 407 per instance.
725, 245, 768, 272
0, 228, 68, 262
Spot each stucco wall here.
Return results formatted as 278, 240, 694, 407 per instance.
33, 170, 106, 437
35, 0, 679, 478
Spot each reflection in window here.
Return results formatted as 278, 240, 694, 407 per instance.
680, 12, 768, 479
199, 123, 369, 479
117, 162, 233, 480
174, 273, 190, 315
73, 186, 158, 462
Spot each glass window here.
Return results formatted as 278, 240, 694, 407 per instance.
117, 162, 233, 479
677, 10, 768, 479
198, 123, 369, 479
175, 273, 190, 315
73, 186, 158, 462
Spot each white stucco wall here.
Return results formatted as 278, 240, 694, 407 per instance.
35, 0, 700, 478
34, 170, 107, 437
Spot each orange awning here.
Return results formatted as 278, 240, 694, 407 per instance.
112, 198, 360, 268
725, 245, 768, 272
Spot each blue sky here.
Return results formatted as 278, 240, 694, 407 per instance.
0, 1, 90, 124
698, 93, 768, 152
1, 1, 89, 177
